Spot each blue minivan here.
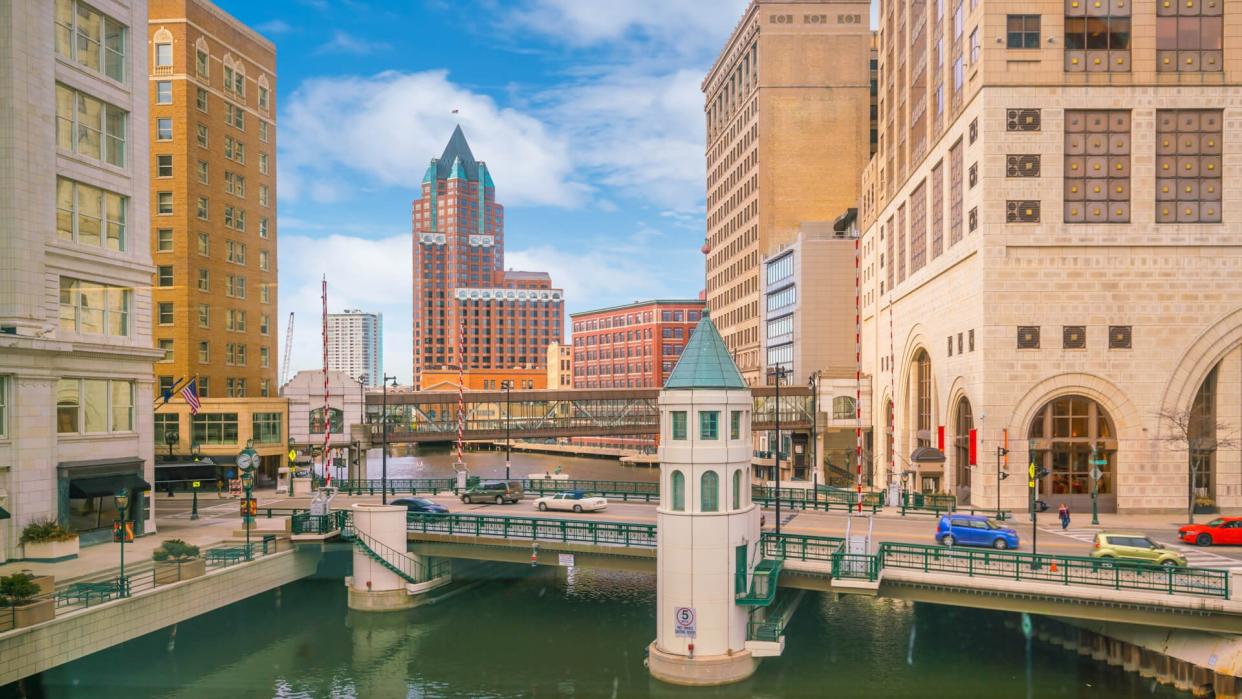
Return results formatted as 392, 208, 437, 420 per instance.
935, 514, 1020, 550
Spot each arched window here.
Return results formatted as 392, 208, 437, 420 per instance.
309, 407, 343, 434
701, 470, 719, 512
671, 470, 685, 511
732, 470, 742, 509
1189, 365, 1220, 504
1028, 395, 1117, 511
954, 398, 974, 502
914, 350, 932, 446
833, 396, 857, 420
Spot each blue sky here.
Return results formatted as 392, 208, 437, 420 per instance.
212, 0, 759, 383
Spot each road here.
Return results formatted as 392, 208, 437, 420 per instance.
152, 489, 1242, 569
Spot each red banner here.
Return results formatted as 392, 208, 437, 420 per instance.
968, 428, 978, 465
937, 426, 945, 451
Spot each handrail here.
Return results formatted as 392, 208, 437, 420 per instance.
352, 527, 440, 584
406, 512, 657, 548
761, 532, 844, 563
879, 542, 1231, 599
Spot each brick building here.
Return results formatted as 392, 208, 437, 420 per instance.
703, 0, 874, 384
859, 0, 1242, 513
412, 126, 564, 388
571, 300, 707, 390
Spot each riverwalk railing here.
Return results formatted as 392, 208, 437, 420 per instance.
878, 542, 1231, 599
0, 539, 284, 633
291, 510, 349, 536
336, 479, 457, 496
406, 512, 658, 548
761, 532, 843, 562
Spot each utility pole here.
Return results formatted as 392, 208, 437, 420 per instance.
381, 374, 397, 504
502, 380, 513, 481
1090, 441, 1104, 526
996, 445, 1009, 516
768, 366, 789, 535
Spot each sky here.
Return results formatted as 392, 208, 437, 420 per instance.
212, 0, 758, 385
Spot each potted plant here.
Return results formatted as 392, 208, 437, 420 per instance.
1193, 496, 1218, 515
0, 573, 54, 629
20, 519, 79, 562
152, 539, 205, 584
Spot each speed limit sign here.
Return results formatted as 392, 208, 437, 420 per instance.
674, 607, 696, 638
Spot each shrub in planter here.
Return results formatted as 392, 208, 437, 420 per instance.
20, 519, 79, 562
0, 573, 54, 628
153, 539, 206, 584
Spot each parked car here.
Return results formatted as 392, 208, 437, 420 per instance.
1178, 517, 1242, 546
935, 514, 1020, 550
1091, 532, 1186, 567
461, 481, 523, 505
390, 497, 448, 515
534, 491, 607, 513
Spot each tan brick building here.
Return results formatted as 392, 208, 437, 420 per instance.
860, 0, 1242, 514
147, 0, 277, 403
703, 0, 873, 384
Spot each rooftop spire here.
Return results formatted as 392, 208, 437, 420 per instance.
434, 124, 481, 181
663, 314, 746, 390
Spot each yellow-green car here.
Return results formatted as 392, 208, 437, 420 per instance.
1090, 532, 1187, 567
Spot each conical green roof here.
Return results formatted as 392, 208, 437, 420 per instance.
663, 311, 746, 390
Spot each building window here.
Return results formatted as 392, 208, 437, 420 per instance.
968, 163, 977, 188
197, 304, 209, 328
832, 396, 856, 420
259, 250, 269, 271
259, 121, 269, 143
157, 338, 173, 363
260, 314, 270, 335
968, 119, 977, 145
156, 192, 172, 215
931, 161, 944, 258
969, 26, 980, 63
1108, 325, 1132, 349
259, 217, 269, 239
909, 180, 927, 274
196, 232, 209, 256
949, 140, 963, 245
766, 253, 794, 286
156, 81, 172, 104
56, 378, 134, 434
155, 42, 172, 67
156, 117, 172, 140
197, 268, 209, 292
259, 86, 270, 110
968, 207, 978, 232
196, 47, 208, 77
968, 329, 975, 351
53, 0, 126, 82
1156, 110, 1222, 223
197, 160, 209, 184
196, 87, 208, 112
154, 413, 178, 446
196, 197, 209, 220
260, 346, 270, 368
309, 407, 344, 434
260, 380, 270, 398
198, 378, 210, 397
156, 154, 173, 178
56, 177, 127, 251
157, 265, 173, 287
158, 302, 174, 325
671, 470, 685, 511
252, 412, 282, 444
671, 411, 687, 440
699, 411, 719, 440
1017, 326, 1041, 349
1065, 110, 1130, 223
0, 376, 7, 437
259, 185, 270, 207
198, 340, 209, 363
1157, 3, 1222, 72
1065, 5, 1131, 72
55, 84, 126, 167
192, 413, 239, 445
1028, 396, 1116, 496
732, 470, 742, 509
915, 350, 932, 447
196, 124, 208, 147
701, 470, 719, 512
156, 228, 172, 252
730, 410, 742, 440
1006, 15, 1040, 48
59, 278, 130, 336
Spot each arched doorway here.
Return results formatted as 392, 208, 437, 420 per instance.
910, 350, 940, 493
1189, 364, 1220, 508
954, 398, 973, 505
1027, 396, 1118, 513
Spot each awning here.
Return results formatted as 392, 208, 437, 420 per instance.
154, 457, 217, 469
0, 505, 9, 520
909, 446, 947, 464
69, 474, 151, 498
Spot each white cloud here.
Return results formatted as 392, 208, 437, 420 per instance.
255, 19, 293, 35
278, 233, 414, 384
510, 0, 748, 56
317, 30, 389, 55
278, 70, 586, 207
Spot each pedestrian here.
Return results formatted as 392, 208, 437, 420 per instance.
1058, 502, 1070, 530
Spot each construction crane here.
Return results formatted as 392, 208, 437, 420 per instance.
280, 312, 295, 387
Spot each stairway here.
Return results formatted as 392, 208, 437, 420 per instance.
735, 559, 783, 607
352, 528, 431, 585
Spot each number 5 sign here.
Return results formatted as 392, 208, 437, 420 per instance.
674, 607, 696, 638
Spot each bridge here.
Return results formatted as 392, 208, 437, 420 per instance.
363, 386, 814, 443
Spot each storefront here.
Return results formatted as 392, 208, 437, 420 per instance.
58, 458, 151, 545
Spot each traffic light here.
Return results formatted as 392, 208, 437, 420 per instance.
240, 498, 257, 518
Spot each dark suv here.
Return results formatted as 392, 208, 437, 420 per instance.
461, 480, 523, 505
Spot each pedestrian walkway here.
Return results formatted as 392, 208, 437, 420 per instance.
1041, 526, 1242, 569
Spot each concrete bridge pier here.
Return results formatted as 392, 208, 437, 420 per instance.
347, 503, 416, 612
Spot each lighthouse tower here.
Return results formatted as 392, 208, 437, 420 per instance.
648, 311, 762, 686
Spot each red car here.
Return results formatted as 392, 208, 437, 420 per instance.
1178, 517, 1242, 546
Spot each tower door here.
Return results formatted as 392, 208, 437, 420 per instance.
735, 544, 748, 595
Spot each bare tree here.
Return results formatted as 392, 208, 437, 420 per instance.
1157, 407, 1238, 523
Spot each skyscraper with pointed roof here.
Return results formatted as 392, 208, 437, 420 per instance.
411, 126, 564, 388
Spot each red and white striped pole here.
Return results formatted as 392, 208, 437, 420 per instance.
322, 276, 332, 487
456, 320, 466, 468
855, 234, 863, 513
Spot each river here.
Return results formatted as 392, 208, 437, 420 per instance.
363, 445, 661, 483
25, 550, 1183, 698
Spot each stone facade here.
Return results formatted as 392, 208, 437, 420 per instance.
704, 0, 873, 384
0, 0, 161, 561
860, 0, 1242, 513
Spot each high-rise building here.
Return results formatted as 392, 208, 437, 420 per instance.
571, 300, 707, 389
327, 309, 382, 387
0, 0, 160, 560
703, 1, 873, 384
546, 341, 573, 389
146, 0, 285, 481
859, 0, 1242, 514
412, 126, 564, 388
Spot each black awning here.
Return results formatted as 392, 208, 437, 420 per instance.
909, 446, 947, 464
69, 474, 151, 498
0, 505, 9, 520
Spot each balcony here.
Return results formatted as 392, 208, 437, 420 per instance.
154, 65, 173, 77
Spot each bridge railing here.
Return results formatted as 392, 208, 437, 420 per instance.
336, 479, 457, 496
878, 542, 1231, 599
520, 478, 660, 502
407, 512, 657, 548
753, 492, 882, 514
291, 510, 349, 536
761, 531, 843, 562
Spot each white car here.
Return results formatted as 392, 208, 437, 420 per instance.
535, 491, 608, 513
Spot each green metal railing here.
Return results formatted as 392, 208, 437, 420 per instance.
336, 478, 457, 496
813, 486, 887, 508
753, 493, 882, 514
761, 532, 844, 562
353, 527, 449, 584
879, 542, 1231, 599
832, 549, 881, 581
736, 559, 783, 606
291, 510, 348, 535
407, 512, 658, 548
898, 492, 958, 515
520, 478, 660, 502
746, 590, 804, 642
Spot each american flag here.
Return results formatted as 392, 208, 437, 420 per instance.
181, 379, 201, 415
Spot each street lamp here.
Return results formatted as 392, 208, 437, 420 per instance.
357, 373, 368, 485
114, 488, 129, 597
807, 371, 819, 501
164, 429, 179, 460
767, 366, 789, 535
381, 374, 397, 504
190, 441, 202, 520
237, 442, 257, 560
501, 380, 514, 481
1028, 438, 1047, 567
